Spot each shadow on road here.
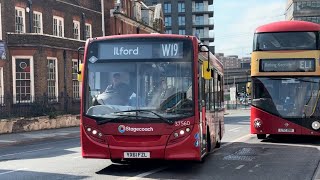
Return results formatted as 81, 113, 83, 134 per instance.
262, 135, 320, 145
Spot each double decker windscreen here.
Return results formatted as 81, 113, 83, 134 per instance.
254, 32, 318, 51
84, 38, 194, 123
252, 77, 320, 118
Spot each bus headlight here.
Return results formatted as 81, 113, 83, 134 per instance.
311, 121, 320, 130
254, 118, 263, 129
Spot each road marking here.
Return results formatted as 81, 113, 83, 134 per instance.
0, 140, 17, 143
126, 167, 167, 180
0, 168, 27, 175
236, 165, 245, 169
0, 147, 52, 158
125, 134, 254, 179
228, 127, 242, 132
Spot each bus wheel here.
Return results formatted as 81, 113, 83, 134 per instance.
215, 124, 222, 148
257, 134, 266, 139
207, 129, 211, 153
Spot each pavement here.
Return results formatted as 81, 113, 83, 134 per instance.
0, 127, 80, 148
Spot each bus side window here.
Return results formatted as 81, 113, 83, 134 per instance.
210, 70, 215, 111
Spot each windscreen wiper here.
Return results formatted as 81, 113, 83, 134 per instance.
86, 114, 137, 125
114, 110, 174, 125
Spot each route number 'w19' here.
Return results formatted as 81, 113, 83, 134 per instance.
162, 43, 179, 57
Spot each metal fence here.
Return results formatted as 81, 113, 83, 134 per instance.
0, 96, 80, 119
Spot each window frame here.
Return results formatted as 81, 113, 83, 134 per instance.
164, 3, 171, 13
73, 20, 80, 40
15, 7, 26, 34
165, 16, 172, 27
178, 16, 186, 26
178, 2, 185, 13
85, 23, 92, 39
179, 29, 186, 35
47, 57, 59, 101
72, 59, 80, 99
33, 11, 43, 34
53, 16, 64, 37
12, 56, 34, 104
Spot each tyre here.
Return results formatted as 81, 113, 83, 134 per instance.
257, 134, 266, 139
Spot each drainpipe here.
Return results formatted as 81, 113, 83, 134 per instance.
81, 13, 86, 40
27, 0, 33, 33
63, 50, 68, 112
101, 0, 105, 36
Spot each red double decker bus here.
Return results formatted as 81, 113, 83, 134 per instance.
78, 34, 224, 162
251, 21, 320, 139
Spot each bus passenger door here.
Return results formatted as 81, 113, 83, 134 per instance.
198, 62, 207, 154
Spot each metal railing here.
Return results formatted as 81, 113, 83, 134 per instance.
0, 96, 80, 119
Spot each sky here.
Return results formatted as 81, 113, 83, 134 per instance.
212, 0, 287, 58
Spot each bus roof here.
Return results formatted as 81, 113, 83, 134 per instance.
92, 34, 195, 41
255, 20, 320, 33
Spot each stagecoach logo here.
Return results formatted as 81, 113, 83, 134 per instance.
118, 125, 126, 133
118, 125, 154, 133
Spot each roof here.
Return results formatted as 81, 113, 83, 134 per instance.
255, 21, 320, 33
93, 34, 196, 41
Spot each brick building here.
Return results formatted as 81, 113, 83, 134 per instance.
0, 0, 164, 118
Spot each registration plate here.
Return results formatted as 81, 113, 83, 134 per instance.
278, 128, 295, 133
124, 152, 150, 159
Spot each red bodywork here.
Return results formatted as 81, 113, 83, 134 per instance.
255, 20, 320, 33
251, 106, 320, 136
80, 34, 224, 161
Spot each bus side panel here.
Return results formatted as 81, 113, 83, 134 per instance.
300, 126, 320, 136
81, 124, 110, 159
165, 124, 201, 161
251, 106, 302, 135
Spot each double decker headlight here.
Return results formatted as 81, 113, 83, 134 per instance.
311, 121, 320, 130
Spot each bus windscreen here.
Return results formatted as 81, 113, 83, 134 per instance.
84, 39, 194, 124
254, 32, 318, 51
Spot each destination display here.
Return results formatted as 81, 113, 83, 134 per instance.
260, 58, 315, 72
98, 42, 184, 60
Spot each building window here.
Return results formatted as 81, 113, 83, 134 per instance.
33, 11, 43, 34
195, 2, 204, 12
72, 60, 80, 99
53, 16, 64, 37
164, 3, 171, 13
178, 2, 185, 13
195, 15, 204, 25
165, 17, 172, 27
0, 67, 3, 104
195, 28, 204, 38
179, 29, 186, 35
47, 58, 58, 101
12, 56, 34, 103
178, 16, 185, 26
165, 29, 172, 34
85, 23, 92, 39
73, 20, 80, 40
15, 7, 25, 33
